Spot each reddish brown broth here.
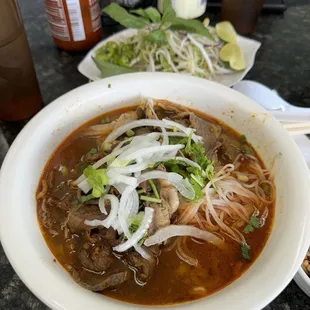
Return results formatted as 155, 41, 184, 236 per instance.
37, 105, 274, 305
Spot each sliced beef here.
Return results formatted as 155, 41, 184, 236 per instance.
46, 196, 70, 211
136, 106, 145, 119
148, 202, 171, 235
82, 152, 102, 163
124, 250, 156, 282
98, 227, 121, 247
67, 205, 106, 233
70, 268, 129, 292
114, 111, 138, 129
79, 241, 114, 272
189, 113, 221, 153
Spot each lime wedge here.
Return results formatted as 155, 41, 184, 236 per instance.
215, 21, 237, 43
219, 43, 246, 71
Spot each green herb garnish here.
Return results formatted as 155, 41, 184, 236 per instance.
90, 147, 98, 154
148, 180, 160, 199
241, 243, 251, 260
244, 215, 260, 234
241, 144, 254, 155
140, 195, 162, 203
83, 166, 108, 198
240, 134, 247, 143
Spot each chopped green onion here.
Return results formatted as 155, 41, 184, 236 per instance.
90, 147, 98, 154
140, 195, 162, 203
173, 126, 177, 132
148, 179, 160, 199
137, 189, 145, 194
126, 129, 135, 137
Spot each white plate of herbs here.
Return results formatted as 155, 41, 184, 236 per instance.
78, 1, 261, 87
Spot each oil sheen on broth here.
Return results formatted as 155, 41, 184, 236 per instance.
36, 101, 275, 305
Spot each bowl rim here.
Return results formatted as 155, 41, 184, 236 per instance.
1, 72, 310, 310
294, 263, 310, 297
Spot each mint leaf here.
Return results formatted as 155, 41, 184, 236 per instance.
92, 56, 137, 78
162, 0, 176, 23
170, 17, 214, 40
144, 29, 167, 44
130, 8, 149, 18
145, 7, 161, 23
103, 3, 150, 29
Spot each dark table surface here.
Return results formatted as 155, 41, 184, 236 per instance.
1, 0, 310, 309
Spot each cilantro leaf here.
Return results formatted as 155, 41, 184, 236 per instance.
189, 175, 204, 200
241, 243, 251, 260
244, 215, 261, 234
83, 166, 108, 198
185, 130, 194, 153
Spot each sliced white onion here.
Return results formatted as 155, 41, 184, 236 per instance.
74, 143, 131, 185
139, 171, 195, 200
120, 145, 184, 162
134, 244, 151, 260
118, 186, 136, 238
107, 172, 138, 187
99, 196, 107, 215
113, 207, 154, 252
84, 194, 119, 229
104, 119, 202, 143
78, 179, 91, 194
108, 162, 149, 174
161, 127, 169, 145
101, 194, 119, 228
144, 225, 223, 247
162, 119, 202, 143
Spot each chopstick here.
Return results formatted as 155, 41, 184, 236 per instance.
281, 122, 310, 136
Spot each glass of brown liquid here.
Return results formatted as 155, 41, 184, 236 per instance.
0, 0, 42, 121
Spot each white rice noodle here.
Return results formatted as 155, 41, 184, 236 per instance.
113, 207, 154, 252
144, 225, 223, 248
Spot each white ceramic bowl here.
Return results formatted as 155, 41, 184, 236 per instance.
295, 265, 310, 297
1, 73, 310, 310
